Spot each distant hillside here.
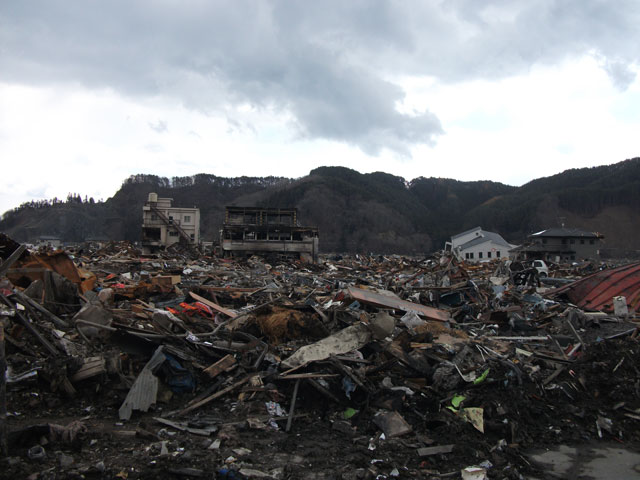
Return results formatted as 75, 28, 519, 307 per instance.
1, 158, 639, 255
464, 158, 640, 255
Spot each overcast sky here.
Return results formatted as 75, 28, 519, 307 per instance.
2, 1, 639, 214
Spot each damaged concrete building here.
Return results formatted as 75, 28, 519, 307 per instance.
141, 193, 200, 254
220, 206, 319, 262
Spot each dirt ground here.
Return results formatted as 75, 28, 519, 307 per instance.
3, 337, 639, 480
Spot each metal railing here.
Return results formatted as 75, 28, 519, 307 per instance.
149, 205, 193, 244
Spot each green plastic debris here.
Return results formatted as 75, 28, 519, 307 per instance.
451, 395, 466, 409
343, 407, 358, 419
473, 368, 490, 385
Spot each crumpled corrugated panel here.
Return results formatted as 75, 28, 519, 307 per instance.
551, 262, 640, 313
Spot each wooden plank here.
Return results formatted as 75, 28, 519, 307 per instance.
285, 378, 301, 432
202, 354, 236, 378
417, 444, 455, 456
347, 286, 450, 322
0, 244, 27, 277
0, 294, 60, 357
71, 356, 106, 382
278, 373, 340, 380
12, 290, 69, 329
154, 417, 217, 436
175, 375, 250, 417
189, 291, 237, 318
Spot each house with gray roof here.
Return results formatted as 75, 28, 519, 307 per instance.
445, 226, 515, 262
511, 227, 604, 262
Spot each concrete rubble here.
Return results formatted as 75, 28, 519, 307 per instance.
0, 233, 639, 479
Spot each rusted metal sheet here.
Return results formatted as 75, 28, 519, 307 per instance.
347, 286, 450, 322
550, 262, 640, 313
7, 250, 96, 293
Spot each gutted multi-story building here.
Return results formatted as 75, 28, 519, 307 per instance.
142, 193, 200, 254
220, 206, 319, 262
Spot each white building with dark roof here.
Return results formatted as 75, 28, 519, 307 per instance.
445, 226, 515, 262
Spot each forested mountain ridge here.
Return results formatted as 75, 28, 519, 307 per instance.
2, 158, 639, 255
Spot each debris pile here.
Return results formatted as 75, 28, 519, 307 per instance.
1, 235, 639, 479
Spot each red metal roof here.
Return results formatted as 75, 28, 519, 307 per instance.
550, 262, 640, 313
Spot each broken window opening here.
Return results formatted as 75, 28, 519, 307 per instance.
143, 228, 161, 241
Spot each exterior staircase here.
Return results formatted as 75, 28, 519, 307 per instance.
150, 205, 192, 244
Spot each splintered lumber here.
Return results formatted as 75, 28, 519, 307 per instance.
175, 375, 251, 417
278, 373, 339, 380
189, 291, 237, 318
0, 244, 26, 278
285, 378, 301, 432
567, 314, 586, 352
12, 290, 69, 329
347, 286, 450, 322
0, 294, 59, 357
154, 417, 218, 436
307, 378, 341, 404
417, 444, 455, 456
203, 354, 236, 378
70, 356, 107, 382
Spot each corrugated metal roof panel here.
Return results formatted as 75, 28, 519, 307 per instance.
550, 262, 640, 313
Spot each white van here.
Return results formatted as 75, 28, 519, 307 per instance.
532, 260, 549, 276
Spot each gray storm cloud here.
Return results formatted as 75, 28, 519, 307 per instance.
1, 0, 638, 155
148, 120, 168, 134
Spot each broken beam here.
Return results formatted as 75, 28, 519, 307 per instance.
189, 291, 238, 318
175, 375, 251, 417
